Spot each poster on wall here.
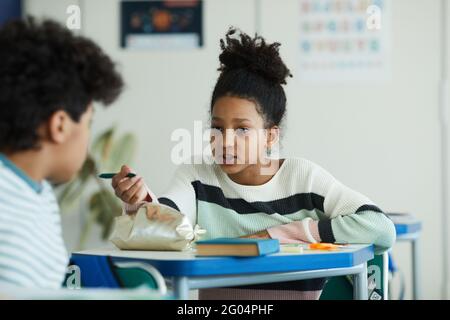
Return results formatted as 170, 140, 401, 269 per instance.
0, 0, 22, 27
298, 0, 390, 83
120, 0, 203, 50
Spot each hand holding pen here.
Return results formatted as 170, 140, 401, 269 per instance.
102, 165, 149, 204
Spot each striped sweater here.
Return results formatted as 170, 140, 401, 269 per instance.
0, 154, 68, 289
126, 156, 396, 299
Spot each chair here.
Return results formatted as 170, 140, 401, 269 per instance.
68, 254, 167, 296
320, 252, 389, 300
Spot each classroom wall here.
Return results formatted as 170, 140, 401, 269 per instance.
24, 0, 446, 299
440, 0, 450, 299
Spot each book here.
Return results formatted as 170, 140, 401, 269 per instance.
195, 238, 280, 257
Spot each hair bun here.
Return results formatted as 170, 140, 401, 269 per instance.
218, 27, 292, 85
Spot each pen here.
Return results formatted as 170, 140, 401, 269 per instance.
308, 243, 346, 251
98, 173, 136, 179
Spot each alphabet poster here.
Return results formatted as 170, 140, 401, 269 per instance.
298, 0, 390, 83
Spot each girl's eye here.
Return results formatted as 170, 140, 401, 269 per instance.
210, 126, 223, 132
210, 127, 250, 135
236, 128, 250, 135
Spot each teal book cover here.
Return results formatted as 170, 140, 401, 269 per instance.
196, 238, 280, 256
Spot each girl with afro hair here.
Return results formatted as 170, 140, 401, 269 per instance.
112, 28, 395, 300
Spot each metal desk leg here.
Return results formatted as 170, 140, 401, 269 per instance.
412, 237, 421, 300
354, 262, 368, 300
173, 276, 189, 300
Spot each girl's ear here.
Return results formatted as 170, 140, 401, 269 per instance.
267, 126, 280, 149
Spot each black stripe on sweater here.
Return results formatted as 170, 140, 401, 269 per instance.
158, 197, 180, 211
191, 180, 325, 215
356, 204, 390, 220
356, 204, 383, 213
318, 219, 336, 243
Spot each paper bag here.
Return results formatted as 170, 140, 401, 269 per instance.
109, 202, 204, 251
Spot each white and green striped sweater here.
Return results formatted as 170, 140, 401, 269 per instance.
127, 156, 396, 299
135, 157, 396, 253
0, 154, 68, 288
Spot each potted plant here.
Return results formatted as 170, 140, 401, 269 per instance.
57, 126, 137, 249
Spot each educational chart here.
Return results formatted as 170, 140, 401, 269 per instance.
120, 0, 203, 50
298, 0, 390, 83
0, 0, 22, 27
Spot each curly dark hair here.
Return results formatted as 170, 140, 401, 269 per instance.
0, 17, 124, 152
211, 27, 292, 127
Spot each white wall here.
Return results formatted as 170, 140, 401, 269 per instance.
25, 0, 445, 299
259, 0, 443, 300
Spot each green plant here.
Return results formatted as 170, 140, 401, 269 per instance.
57, 126, 137, 250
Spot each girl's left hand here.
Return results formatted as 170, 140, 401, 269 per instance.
240, 230, 271, 239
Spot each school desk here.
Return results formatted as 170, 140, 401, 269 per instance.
389, 213, 422, 300
71, 244, 374, 300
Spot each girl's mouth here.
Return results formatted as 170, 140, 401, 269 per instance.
222, 154, 237, 164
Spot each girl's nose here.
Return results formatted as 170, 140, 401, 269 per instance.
223, 129, 236, 148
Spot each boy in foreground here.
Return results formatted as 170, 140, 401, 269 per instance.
0, 17, 123, 288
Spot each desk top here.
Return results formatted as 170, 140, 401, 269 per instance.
72, 244, 374, 277
387, 213, 422, 235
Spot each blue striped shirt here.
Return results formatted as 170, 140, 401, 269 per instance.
0, 154, 68, 288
